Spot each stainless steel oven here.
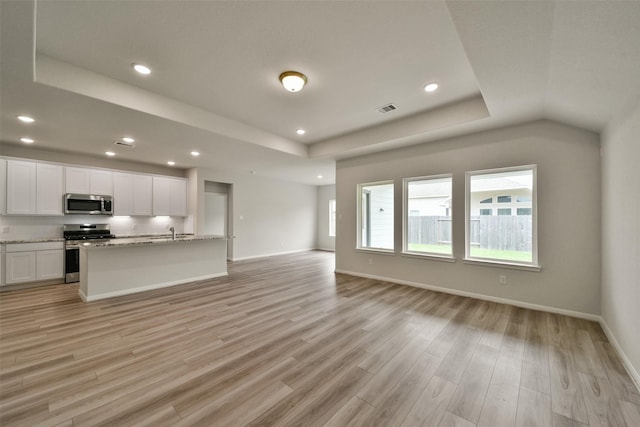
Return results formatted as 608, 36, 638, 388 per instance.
63, 224, 114, 283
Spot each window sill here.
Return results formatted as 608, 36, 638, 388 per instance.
401, 252, 456, 263
355, 248, 396, 256
463, 258, 542, 272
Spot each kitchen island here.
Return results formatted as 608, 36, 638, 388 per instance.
78, 235, 228, 301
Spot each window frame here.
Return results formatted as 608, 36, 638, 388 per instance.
402, 174, 454, 259
356, 180, 395, 253
465, 165, 539, 268
328, 199, 336, 237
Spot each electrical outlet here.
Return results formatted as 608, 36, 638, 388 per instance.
368, 258, 373, 265
131, 224, 137, 230
499, 275, 508, 285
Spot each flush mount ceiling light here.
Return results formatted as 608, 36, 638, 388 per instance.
424, 82, 439, 92
17, 115, 35, 123
167, 161, 175, 166
122, 136, 135, 143
132, 63, 151, 75
279, 71, 307, 92
20, 137, 34, 144
317, 175, 323, 179
190, 151, 200, 157
296, 129, 306, 135
105, 151, 116, 157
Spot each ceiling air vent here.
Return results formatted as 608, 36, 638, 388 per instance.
114, 140, 135, 148
377, 103, 398, 114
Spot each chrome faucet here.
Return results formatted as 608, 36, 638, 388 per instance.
169, 226, 176, 240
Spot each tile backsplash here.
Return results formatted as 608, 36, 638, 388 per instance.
0, 215, 185, 240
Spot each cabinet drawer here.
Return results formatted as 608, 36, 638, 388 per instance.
6, 242, 64, 252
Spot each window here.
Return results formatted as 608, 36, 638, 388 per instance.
480, 197, 493, 204
329, 199, 336, 237
466, 166, 537, 266
357, 181, 394, 251
403, 175, 452, 256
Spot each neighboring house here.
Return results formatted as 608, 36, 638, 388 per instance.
469, 176, 533, 216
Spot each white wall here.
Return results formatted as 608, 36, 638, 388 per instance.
317, 185, 336, 251
601, 103, 640, 382
336, 120, 601, 315
190, 167, 318, 261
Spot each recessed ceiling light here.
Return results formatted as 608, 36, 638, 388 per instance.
279, 71, 307, 92
296, 129, 306, 135
122, 137, 135, 143
190, 151, 200, 157
17, 115, 35, 123
167, 161, 175, 166
132, 63, 151, 75
20, 137, 34, 144
250, 170, 256, 175
317, 175, 323, 179
105, 151, 116, 157
424, 83, 439, 92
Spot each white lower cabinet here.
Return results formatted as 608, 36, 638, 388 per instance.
5, 251, 36, 285
4, 242, 64, 285
36, 250, 64, 281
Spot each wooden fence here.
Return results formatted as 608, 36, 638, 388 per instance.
408, 216, 532, 251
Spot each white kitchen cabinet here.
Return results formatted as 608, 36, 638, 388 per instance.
65, 167, 113, 195
36, 163, 64, 215
113, 172, 152, 216
6, 160, 37, 214
4, 242, 64, 285
0, 159, 6, 215
6, 160, 64, 215
113, 172, 132, 215
132, 174, 152, 216
36, 250, 64, 281
153, 176, 187, 216
5, 251, 37, 285
170, 178, 187, 217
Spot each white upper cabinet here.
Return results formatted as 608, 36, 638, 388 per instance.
132, 174, 152, 216
65, 167, 113, 195
0, 159, 6, 214
6, 160, 64, 215
65, 167, 91, 194
170, 178, 187, 217
113, 172, 152, 216
36, 163, 64, 215
153, 176, 187, 216
6, 160, 37, 214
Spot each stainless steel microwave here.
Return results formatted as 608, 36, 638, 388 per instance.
64, 194, 113, 215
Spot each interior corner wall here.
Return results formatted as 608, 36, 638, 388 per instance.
194, 167, 318, 261
316, 185, 336, 251
601, 103, 640, 382
336, 120, 601, 315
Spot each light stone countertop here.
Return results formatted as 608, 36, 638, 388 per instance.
79, 235, 229, 248
0, 238, 65, 244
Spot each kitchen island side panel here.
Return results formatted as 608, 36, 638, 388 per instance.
79, 239, 227, 301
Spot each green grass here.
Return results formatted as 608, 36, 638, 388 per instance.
408, 243, 532, 262
469, 247, 532, 262
407, 243, 452, 255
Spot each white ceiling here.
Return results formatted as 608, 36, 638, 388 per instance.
1, 1, 639, 185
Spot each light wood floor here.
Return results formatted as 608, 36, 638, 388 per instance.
1, 251, 639, 426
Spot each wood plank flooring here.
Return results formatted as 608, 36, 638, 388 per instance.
1, 250, 639, 426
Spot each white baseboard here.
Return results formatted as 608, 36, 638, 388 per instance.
334, 269, 601, 321
232, 248, 315, 262
599, 318, 640, 393
334, 268, 640, 393
80, 272, 228, 302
